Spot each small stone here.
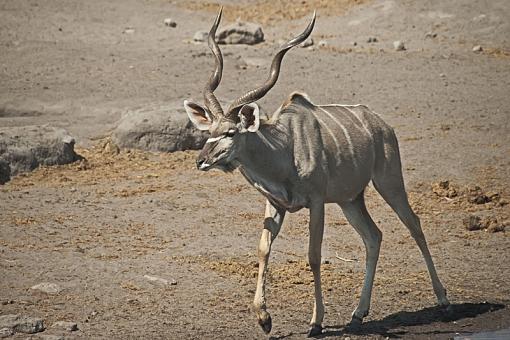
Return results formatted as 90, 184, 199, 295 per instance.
51, 321, 78, 332
163, 18, 177, 28
367, 37, 378, 43
123, 28, 135, 34
472, 45, 483, 52
352, 41, 357, 46
497, 198, 508, 207
31, 282, 62, 294
487, 223, 505, 233
143, 275, 177, 286
193, 30, 208, 42
0, 314, 45, 334
465, 215, 482, 231
425, 31, 437, 38
393, 40, 406, 51
318, 40, 327, 47
0, 328, 14, 338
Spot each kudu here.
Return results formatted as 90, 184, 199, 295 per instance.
184, 8, 450, 337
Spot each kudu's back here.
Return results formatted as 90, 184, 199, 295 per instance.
274, 92, 400, 203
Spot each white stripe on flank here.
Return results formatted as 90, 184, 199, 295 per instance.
205, 135, 224, 143
342, 106, 372, 136
318, 107, 357, 166
309, 109, 341, 155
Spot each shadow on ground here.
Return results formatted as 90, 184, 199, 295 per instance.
312, 302, 506, 339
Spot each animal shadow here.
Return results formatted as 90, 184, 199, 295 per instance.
318, 302, 505, 338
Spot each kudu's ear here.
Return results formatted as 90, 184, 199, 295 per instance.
184, 100, 213, 131
238, 103, 260, 133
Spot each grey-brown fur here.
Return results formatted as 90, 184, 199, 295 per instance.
184, 9, 450, 337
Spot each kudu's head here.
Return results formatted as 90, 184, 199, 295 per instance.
184, 8, 315, 172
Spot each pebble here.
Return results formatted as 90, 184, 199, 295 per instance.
0, 328, 14, 338
123, 28, 135, 34
193, 30, 208, 42
163, 18, 177, 28
367, 37, 378, 43
51, 321, 78, 332
143, 275, 177, 286
425, 31, 437, 38
472, 45, 483, 52
317, 40, 327, 47
393, 40, 406, 51
31, 282, 62, 294
0, 314, 45, 334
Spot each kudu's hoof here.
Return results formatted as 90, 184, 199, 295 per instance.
441, 303, 455, 319
345, 315, 363, 332
258, 314, 272, 334
307, 324, 323, 337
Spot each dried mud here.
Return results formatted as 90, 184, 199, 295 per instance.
1, 0, 510, 339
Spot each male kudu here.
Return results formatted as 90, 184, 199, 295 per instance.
184, 8, 449, 337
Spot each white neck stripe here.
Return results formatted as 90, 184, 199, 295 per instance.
206, 135, 224, 143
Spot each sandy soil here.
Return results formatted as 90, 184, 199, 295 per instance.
1, 0, 509, 339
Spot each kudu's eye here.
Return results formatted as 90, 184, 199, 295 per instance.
224, 129, 236, 138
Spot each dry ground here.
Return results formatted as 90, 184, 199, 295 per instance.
1, 0, 510, 339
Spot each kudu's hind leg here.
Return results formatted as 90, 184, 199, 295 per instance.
373, 152, 449, 306
254, 200, 286, 334
339, 192, 382, 328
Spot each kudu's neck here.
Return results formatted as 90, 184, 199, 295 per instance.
236, 123, 293, 181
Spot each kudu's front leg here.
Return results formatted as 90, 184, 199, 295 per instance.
254, 200, 286, 334
307, 200, 325, 337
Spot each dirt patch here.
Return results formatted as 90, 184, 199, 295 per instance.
1, 0, 510, 338
181, 0, 370, 26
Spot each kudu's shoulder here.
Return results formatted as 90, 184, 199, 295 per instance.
273, 92, 392, 134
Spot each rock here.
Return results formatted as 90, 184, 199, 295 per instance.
467, 186, 492, 204
318, 40, 328, 47
367, 37, 378, 43
123, 28, 135, 34
487, 222, 505, 233
0, 314, 45, 334
431, 180, 458, 198
464, 215, 505, 232
300, 38, 314, 48
216, 21, 264, 45
0, 327, 14, 338
163, 18, 177, 28
393, 40, 406, 51
143, 275, 177, 286
465, 215, 483, 231
0, 125, 80, 183
193, 30, 208, 42
0, 159, 10, 184
472, 45, 483, 52
111, 102, 209, 152
31, 282, 62, 294
425, 31, 437, 38
51, 321, 78, 331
